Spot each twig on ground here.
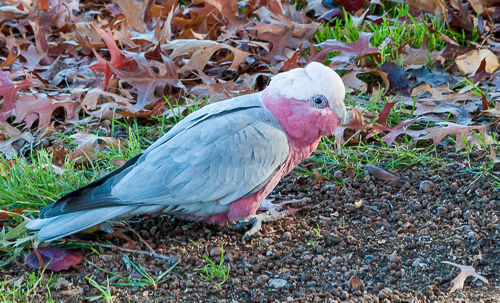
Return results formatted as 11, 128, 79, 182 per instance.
63, 240, 174, 262
127, 226, 155, 253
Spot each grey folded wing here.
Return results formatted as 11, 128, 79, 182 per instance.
109, 99, 290, 216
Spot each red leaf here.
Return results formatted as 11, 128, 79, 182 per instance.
374, 101, 398, 129
0, 71, 31, 121
311, 32, 380, 66
13, 94, 79, 129
90, 24, 135, 88
338, 0, 364, 12
0, 206, 25, 226
334, 106, 364, 148
26, 247, 83, 272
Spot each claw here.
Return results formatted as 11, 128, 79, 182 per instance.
241, 210, 290, 239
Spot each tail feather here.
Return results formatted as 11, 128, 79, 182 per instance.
27, 206, 137, 242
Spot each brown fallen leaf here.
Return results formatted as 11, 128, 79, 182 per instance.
113, 0, 148, 32
68, 133, 119, 163
441, 261, 489, 293
455, 49, 500, 75
161, 39, 249, 72
415, 123, 487, 148
366, 164, 400, 181
342, 71, 368, 94
248, 8, 318, 61
305, 0, 329, 16
407, 0, 447, 19
111, 53, 183, 110
483, 101, 500, 117
401, 45, 444, 69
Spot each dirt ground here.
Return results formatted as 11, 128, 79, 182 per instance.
5, 149, 500, 302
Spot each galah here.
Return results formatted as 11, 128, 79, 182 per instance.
27, 62, 347, 241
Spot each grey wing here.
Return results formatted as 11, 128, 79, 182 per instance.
110, 107, 289, 216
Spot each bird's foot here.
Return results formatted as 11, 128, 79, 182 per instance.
257, 197, 310, 213
241, 210, 291, 239
231, 198, 309, 239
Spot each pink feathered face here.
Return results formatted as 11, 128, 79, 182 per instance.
262, 62, 347, 144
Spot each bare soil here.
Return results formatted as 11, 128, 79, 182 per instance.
4, 149, 500, 302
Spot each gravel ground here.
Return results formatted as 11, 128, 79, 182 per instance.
5, 150, 499, 302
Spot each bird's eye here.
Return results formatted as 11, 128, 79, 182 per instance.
309, 95, 327, 108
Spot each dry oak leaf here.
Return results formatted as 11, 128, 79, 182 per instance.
68, 133, 119, 163
0, 71, 31, 121
0, 5, 28, 24
441, 261, 489, 293
113, 0, 148, 32
13, 94, 79, 130
111, 53, 183, 110
311, 32, 380, 67
483, 101, 500, 117
246, 0, 284, 15
343, 71, 368, 93
305, 0, 329, 16
82, 88, 133, 119
161, 39, 250, 72
416, 122, 487, 148
0, 121, 34, 157
248, 8, 319, 61
456, 49, 500, 75
407, 0, 447, 18
205, 0, 244, 30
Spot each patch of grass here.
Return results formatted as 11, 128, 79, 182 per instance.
196, 246, 230, 286
0, 150, 92, 210
307, 140, 445, 180
86, 276, 116, 303
88, 256, 180, 289
0, 267, 58, 303
315, 3, 479, 65
314, 223, 321, 237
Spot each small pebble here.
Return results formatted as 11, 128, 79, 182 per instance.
256, 274, 269, 285
419, 180, 434, 193
389, 252, 400, 264
437, 206, 448, 216
269, 278, 287, 289
210, 247, 222, 257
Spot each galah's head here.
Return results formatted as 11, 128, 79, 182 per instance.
262, 62, 347, 143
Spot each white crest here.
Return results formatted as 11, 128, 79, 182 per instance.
267, 62, 345, 105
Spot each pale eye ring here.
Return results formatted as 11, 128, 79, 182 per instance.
309, 95, 327, 108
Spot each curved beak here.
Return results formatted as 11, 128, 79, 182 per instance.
332, 103, 348, 125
